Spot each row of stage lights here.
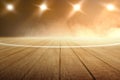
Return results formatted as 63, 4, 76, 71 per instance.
5, 2, 118, 15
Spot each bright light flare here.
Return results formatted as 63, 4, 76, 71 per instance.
6, 4, 14, 11
39, 4, 48, 11
106, 4, 116, 11
68, 3, 86, 18
73, 4, 81, 12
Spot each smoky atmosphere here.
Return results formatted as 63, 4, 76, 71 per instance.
0, 0, 120, 38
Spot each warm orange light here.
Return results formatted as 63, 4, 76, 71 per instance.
6, 4, 14, 11
106, 4, 116, 11
73, 4, 81, 12
39, 4, 48, 11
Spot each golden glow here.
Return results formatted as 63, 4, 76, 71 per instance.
68, 4, 81, 18
1, 37, 120, 48
68, 1, 86, 18
39, 4, 48, 11
73, 4, 81, 11
6, 4, 14, 11
106, 4, 116, 11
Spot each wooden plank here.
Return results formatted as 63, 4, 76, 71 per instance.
0, 48, 40, 80
0, 40, 51, 80
71, 48, 120, 80
0, 39, 47, 60
0, 38, 120, 80
22, 40, 60, 80
87, 47, 120, 71
0, 38, 38, 52
60, 41, 93, 80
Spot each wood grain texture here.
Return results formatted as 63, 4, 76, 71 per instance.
0, 38, 120, 80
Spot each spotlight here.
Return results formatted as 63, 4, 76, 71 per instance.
73, 4, 81, 12
68, 2, 85, 18
39, 4, 48, 11
106, 4, 116, 11
6, 4, 14, 11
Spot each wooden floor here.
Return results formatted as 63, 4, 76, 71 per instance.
0, 38, 120, 80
